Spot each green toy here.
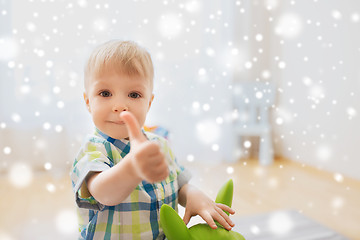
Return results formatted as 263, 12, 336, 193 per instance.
160, 179, 246, 240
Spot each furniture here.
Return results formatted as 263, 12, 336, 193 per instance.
233, 81, 275, 165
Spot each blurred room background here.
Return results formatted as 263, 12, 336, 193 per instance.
0, 0, 359, 239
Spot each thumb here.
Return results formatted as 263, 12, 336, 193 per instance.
182, 210, 191, 225
120, 111, 147, 143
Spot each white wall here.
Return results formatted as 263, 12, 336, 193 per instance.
0, 1, 247, 177
146, 1, 240, 165
1, 0, 359, 181
266, 1, 360, 179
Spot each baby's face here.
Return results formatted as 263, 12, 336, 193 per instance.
84, 71, 153, 139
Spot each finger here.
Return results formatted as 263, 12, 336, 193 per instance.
140, 159, 169, 183
135, 143, 164, 163
120, 111, 147, 143
215, 207, 234, 229
216, 203, 235, 215
143, 158, 168, 174
149, 171, 168, 183
138, 142, 161, 156
200, 212, 217, 229
214, 215, 232, 231
146, 173, 168, 183
155, 164, 169, 180
182, 210, 191, 225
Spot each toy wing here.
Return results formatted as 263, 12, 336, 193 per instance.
160, 204, 191, 240
160, 179, 245, 240
215, 179, 234, 215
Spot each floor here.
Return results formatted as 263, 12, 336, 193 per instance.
1, 158, 359, 239
232, 209, 348, 240
185, 158, 360, 240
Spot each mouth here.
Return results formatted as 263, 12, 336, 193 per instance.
108, 120, 125, 125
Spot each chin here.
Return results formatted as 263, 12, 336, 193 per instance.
107, 132, 128, 140
101, 127, 128, 140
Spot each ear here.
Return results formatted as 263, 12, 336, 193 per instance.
148, 94, 154, 111
160, 204, 191, 240
83, 92, 91, 113
215, 179, 233, 216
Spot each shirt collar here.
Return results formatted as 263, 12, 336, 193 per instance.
95, 128, 131, 156
94, 128, 148, 156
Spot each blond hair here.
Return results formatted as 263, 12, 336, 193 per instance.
84, 40, 154, 91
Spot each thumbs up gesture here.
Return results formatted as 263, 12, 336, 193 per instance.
120, 111, 169, 183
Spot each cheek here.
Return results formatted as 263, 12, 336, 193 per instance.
133, 108, 148, 126
90, 101, 107, 120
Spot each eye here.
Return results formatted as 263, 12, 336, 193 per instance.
128, 92, 141, 99
99, 90, 112, 97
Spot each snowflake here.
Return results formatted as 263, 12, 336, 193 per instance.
0, 37, 19, 60
158, 13, 183, 38
8, 162, 33, 188
275, 13, 303, 39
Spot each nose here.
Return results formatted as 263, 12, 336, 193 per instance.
112, 104, 128, 112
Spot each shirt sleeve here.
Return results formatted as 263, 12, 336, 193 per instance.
70, 137, 115, 211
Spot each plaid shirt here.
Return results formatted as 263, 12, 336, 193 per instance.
71, 129, 190, 240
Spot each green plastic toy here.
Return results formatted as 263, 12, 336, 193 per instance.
160, 179, 246, 240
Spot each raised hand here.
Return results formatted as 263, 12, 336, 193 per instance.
120, 111, 169, 183
182, 187, 235, 231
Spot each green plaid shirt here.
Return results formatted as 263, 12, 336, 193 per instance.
71, 129, 190, 240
